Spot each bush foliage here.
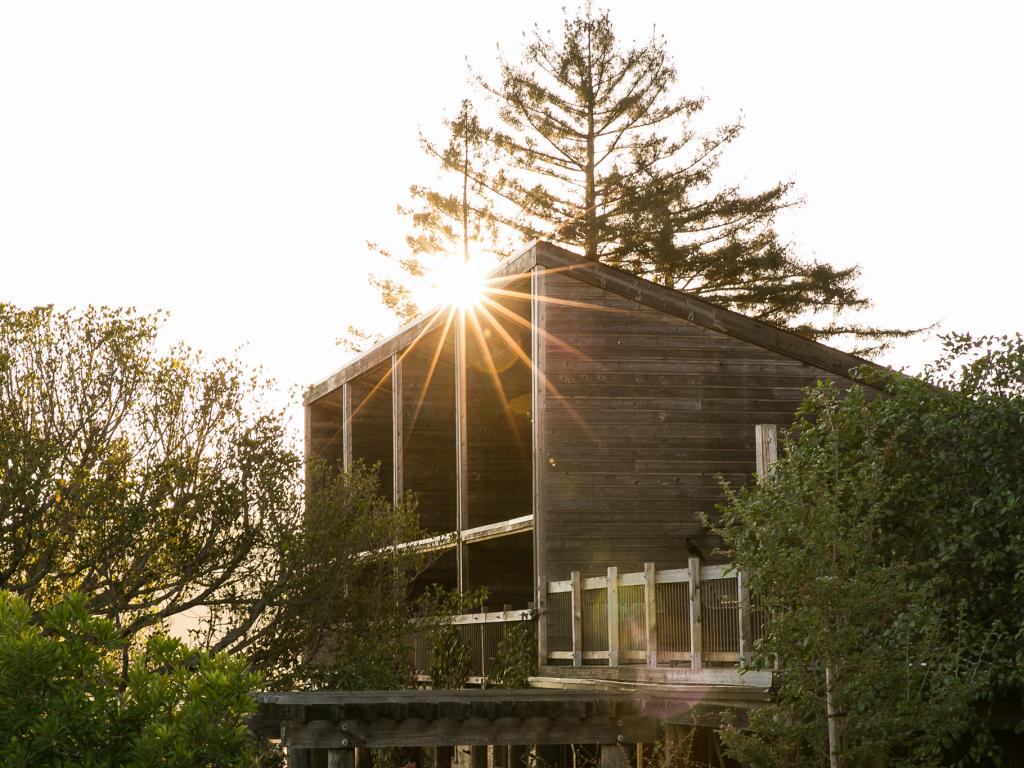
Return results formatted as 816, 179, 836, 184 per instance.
717, 334, 1024, 766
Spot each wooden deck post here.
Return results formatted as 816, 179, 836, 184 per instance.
391, 354, 403, 505
287, 747, 311, 768
643, 562, 657, 668
570, 570, 582, 666
328, 749, 355, 768
607, 566, 619, 667
470, 746, 488, 768
688, 555, 703, 670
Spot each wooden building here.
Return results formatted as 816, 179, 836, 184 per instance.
302, 240, 871, 696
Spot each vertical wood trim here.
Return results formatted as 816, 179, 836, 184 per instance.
507, 746, 526, 768
455, 309, 469, 593
570, 570, 582, 667
531, 266, 548, 665
644, 562, 657, 668
328, 749, 356, 768
303, 405, 313, 488
737, 569, 753, 664
688, 555, 703, 670
470, 746, 488, 768
341, 382, 352, 471
391, 354, 403, 505
606, 566, 619, 667
600, 744, 628, 768
755, 423, 779, 481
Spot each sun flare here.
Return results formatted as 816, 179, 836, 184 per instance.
429, 257, 491, 310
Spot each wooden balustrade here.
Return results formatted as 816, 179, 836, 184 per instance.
409, 609, 536, 683
544, 563, 765, 669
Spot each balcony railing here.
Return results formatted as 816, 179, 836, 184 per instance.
410, 609, 536, 684
544, 561, 766, 669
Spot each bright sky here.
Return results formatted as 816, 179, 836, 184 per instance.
3, 2, 1022, 426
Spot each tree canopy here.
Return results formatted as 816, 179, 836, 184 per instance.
716, 334, 1024, 766
368, 8, 910, 352
0, 304, 433, 687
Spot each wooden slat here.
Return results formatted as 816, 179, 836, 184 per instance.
571, 570, 582, 667
644, 562, 656, 669
689, 555, 703, 671
607, 566, 619, 667
600, 744, 628, 768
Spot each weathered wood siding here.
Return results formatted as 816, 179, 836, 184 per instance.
539, 273, 855, 578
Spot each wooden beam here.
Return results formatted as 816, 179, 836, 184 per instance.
531, 265, 548, 668
606, 567, 619, 667
280, 717, 659, 749
689, 556, 703, 671
570, 570, 582, 667
755, 424, 778, 481
461, 515, 533, 544
341, 382, 352, 471
644, 563, 657, 669
392, 355, 403, 504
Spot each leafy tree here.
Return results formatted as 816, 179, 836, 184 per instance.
716, 334, 1024, 766
0, 303, 300, 654
369, 8, 911, 351
0, 590, 267, 767
248, 459, 433, 690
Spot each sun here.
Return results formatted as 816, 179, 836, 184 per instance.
429, 257, 490, 310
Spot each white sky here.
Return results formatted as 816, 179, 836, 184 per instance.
3, 1, 1022, 427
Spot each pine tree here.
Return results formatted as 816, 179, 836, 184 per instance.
366, 8, 914, 351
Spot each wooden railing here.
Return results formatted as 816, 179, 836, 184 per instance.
410, 609, 536, 683
544, 561, 766, 669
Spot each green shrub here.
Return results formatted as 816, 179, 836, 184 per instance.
0, 590, 266, 767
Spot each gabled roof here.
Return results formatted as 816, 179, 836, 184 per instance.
305, 241, 881, 405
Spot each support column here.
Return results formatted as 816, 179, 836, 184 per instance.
470, 746, 487, 768
455, 309, 469, 593
287, 748, 311, 768
392, 354, 403, 505
341, 381, 352, 471
531, 266, 548, 668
